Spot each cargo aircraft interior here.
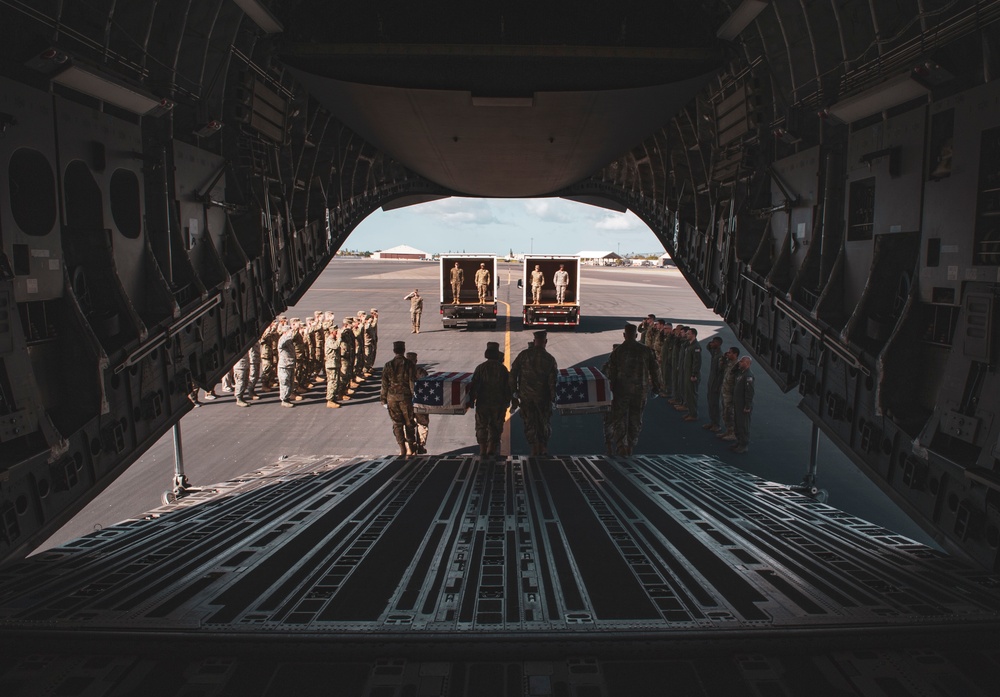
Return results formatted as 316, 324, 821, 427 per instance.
2, 1, 1000, 694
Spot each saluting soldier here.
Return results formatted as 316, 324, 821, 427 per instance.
292, 321, 309, 398
605, 323, 662, 456
404, 289, 424, 333
717, 347, 741, 442
367, 308, 379, 372
469, 341, 512, 457
509, 330, 558, 456
638, 314, 656, 346
681, 327, 702, 421
276, 322, 297, 408
406, 351, 430, 454
658, 322, 674, 397
324, 323, 343, 408
731, 357, 755, 453
352, 313, 366, 386
671, 325, 688, 406
338, 317, 357, 401
362, 311, 377, 375
259, 320, 280, 391
380, 340, 418, 456
704, 337, 724, 432
450, 262, 464, 304
530, 265, 544, 304
475, 263, 491, 304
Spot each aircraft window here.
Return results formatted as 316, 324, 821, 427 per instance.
8, 148, 56, 236
111, 169, 142, 239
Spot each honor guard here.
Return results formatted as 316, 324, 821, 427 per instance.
469, 341, 512, 457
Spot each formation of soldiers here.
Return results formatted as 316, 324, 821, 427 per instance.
637, 315, 755, 453
528, 264, 572, 304
197, 309, 380, 410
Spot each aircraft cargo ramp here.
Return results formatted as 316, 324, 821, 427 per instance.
2, 454, 1000, 696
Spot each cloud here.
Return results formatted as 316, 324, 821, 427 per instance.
522, 200, 576, 223
595, 212, 641, 231
414, 198, 497, 225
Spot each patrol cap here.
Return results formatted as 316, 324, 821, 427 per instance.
485, 341, 501, 359
623, 323, 637, 336
393, 340, 406, 353
370, 308, 378, 313
357, 310, 366, 316
405, 351, 417, 360
533, 330, 547, 341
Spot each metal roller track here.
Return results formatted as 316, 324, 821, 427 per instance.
2, 454, 1000, 695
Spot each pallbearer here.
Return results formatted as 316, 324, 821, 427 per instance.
469, 341, 511, 457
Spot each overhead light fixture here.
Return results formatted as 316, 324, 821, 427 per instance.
52, 65, 173, 116
232, 0, 284, 34
824, 70, 930, 124
716, 1, 768, 41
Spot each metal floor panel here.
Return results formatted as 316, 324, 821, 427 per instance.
2, 454, 1000, 695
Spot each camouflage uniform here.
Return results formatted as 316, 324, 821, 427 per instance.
406, 353, 429, 453
530, 268, 544, 304
475, 265, 491, 303
470, 354, 511, 455
733, 364, 755, 450
659, 327, 674, 396
293, 328, 309, 392
233, 352, 251, 406
246, 343, 261, 399
324, 327, 342, 405
380, 350, 418, 454
405, 292, 423, 332
338, 320, 356, 400
682, 337, 702, 418
352, 319, 365, 383
367, 311, 378, 371
672, 332, 688, 401
450, 265, 464, 303
363, 316, 377, 373
605, 333, 662, 455
509, 342, 558, 453
706, 342, 723, 428
720, 356, 740, 438
277, 329, 296, 405
259, 324, 279, 390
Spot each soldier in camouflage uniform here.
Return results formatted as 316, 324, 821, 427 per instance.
404, 289, 423, 333
338, 317, 357, 401
658, 322, 674, 397
717, 347, 741, 442
406, 351, 429, 453
704, 337, 724, 432
233, 351, 251, 407
509, 330, 558, 455
380, 340, 418, 456
450, 262, 464, 304
276, 322, 297, 408
352, 313, 366, 385
259, 320, 280, 391
529, 265, 544, 304
731, 357, 755, 453
638, 314, 656, 346
292, 321, 309, 398
469, 341, 512, 457
363, 312, 377, 375
324, 323, 343, 408
366, 309, 379, 373
671, 326, 688, 406
605, 324, 662, 455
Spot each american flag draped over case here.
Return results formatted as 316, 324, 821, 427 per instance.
413, 371, 474, 414
555, 366, 612, 415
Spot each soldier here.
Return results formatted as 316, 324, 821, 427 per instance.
354, 313, 368, 382
362, 311, 377, 375
704, 337, 724, 432
292, 320, 309, 398
530, 265, 544, 304
469, 341, 512, 457
553, 264, 570, 304
324, 323, 342, 408
731, 357, 755, 453
406, 351, 430, 453
605, 324, 662, 455
509, 330, 558, 456
276, 322, 297, 408
658, 322, 674, 397
311, 310, 325, 382
670, 325, 688, 406
366, 308, 379, 373
681, 327, 702, 422
232, 352, 251, 407
717, 347, 741, 442
475, 262, 491, 304
380, 340, 418, 456
338, 317, 357, 402
259, 320, 279, 391
638, 314, 656, 346
404, 289, 423, 333
246, 341, 261, 400
450, 261, 464, 304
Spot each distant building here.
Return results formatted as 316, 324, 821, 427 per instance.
577, 251, 623, 266
372, 245, 430, 260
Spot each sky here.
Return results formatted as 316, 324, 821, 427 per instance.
345, 197, 666, 257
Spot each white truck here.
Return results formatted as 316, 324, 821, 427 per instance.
439, 254, 498, 329
519, 255, 580, 327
